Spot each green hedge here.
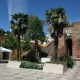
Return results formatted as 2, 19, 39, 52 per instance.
20, 61, 43, 70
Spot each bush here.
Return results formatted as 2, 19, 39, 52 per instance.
65, 56, 74, 68
20, 61, 43, 70
60, 55, 74, 68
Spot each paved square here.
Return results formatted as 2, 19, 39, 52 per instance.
0, 61, 80, 80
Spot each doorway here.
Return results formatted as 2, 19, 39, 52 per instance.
66, 38, 72, 56
3, 52, 9, 60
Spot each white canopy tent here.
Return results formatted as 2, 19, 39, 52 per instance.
0, 47, 12, 60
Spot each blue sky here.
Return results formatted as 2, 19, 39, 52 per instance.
0, 0, 80, 35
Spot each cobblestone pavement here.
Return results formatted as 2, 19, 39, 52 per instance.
56, 61, 80, 80
0, 63, 61, 80
0, 61, 80, 80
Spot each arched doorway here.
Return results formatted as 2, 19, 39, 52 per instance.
66, 38, 72, 56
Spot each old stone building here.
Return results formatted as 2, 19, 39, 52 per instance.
40, 22, 80, 58
63, 22, 80, 57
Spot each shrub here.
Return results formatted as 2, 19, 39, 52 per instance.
20, 61, 43, 70
66, 56, 74, 68
60, 55, 74, 68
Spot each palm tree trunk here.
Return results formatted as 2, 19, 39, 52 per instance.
54, 36, 58, 60
17, 35, 21, 60
35, 40, 39, 61
52, 31, 58, 61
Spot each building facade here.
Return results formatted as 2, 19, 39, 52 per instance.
40, 22, 80, 58
63, 22, 80, 57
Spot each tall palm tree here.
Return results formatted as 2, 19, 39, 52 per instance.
29, 16, 45, 60
11, 13, 28, 60
45, 8, 68, 61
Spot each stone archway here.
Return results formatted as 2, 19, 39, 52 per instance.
66, 38, 72, 56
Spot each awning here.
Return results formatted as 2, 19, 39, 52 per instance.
0, 47, 12, 53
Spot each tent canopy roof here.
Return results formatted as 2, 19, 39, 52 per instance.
0, 47, 12, 53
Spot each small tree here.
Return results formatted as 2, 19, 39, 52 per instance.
29, 16, 45, 60
4, 34, 17, 50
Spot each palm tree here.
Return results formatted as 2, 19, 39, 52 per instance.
11, 13, 28, 60
29, 16, 45, 60
45, 8, 68, 61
